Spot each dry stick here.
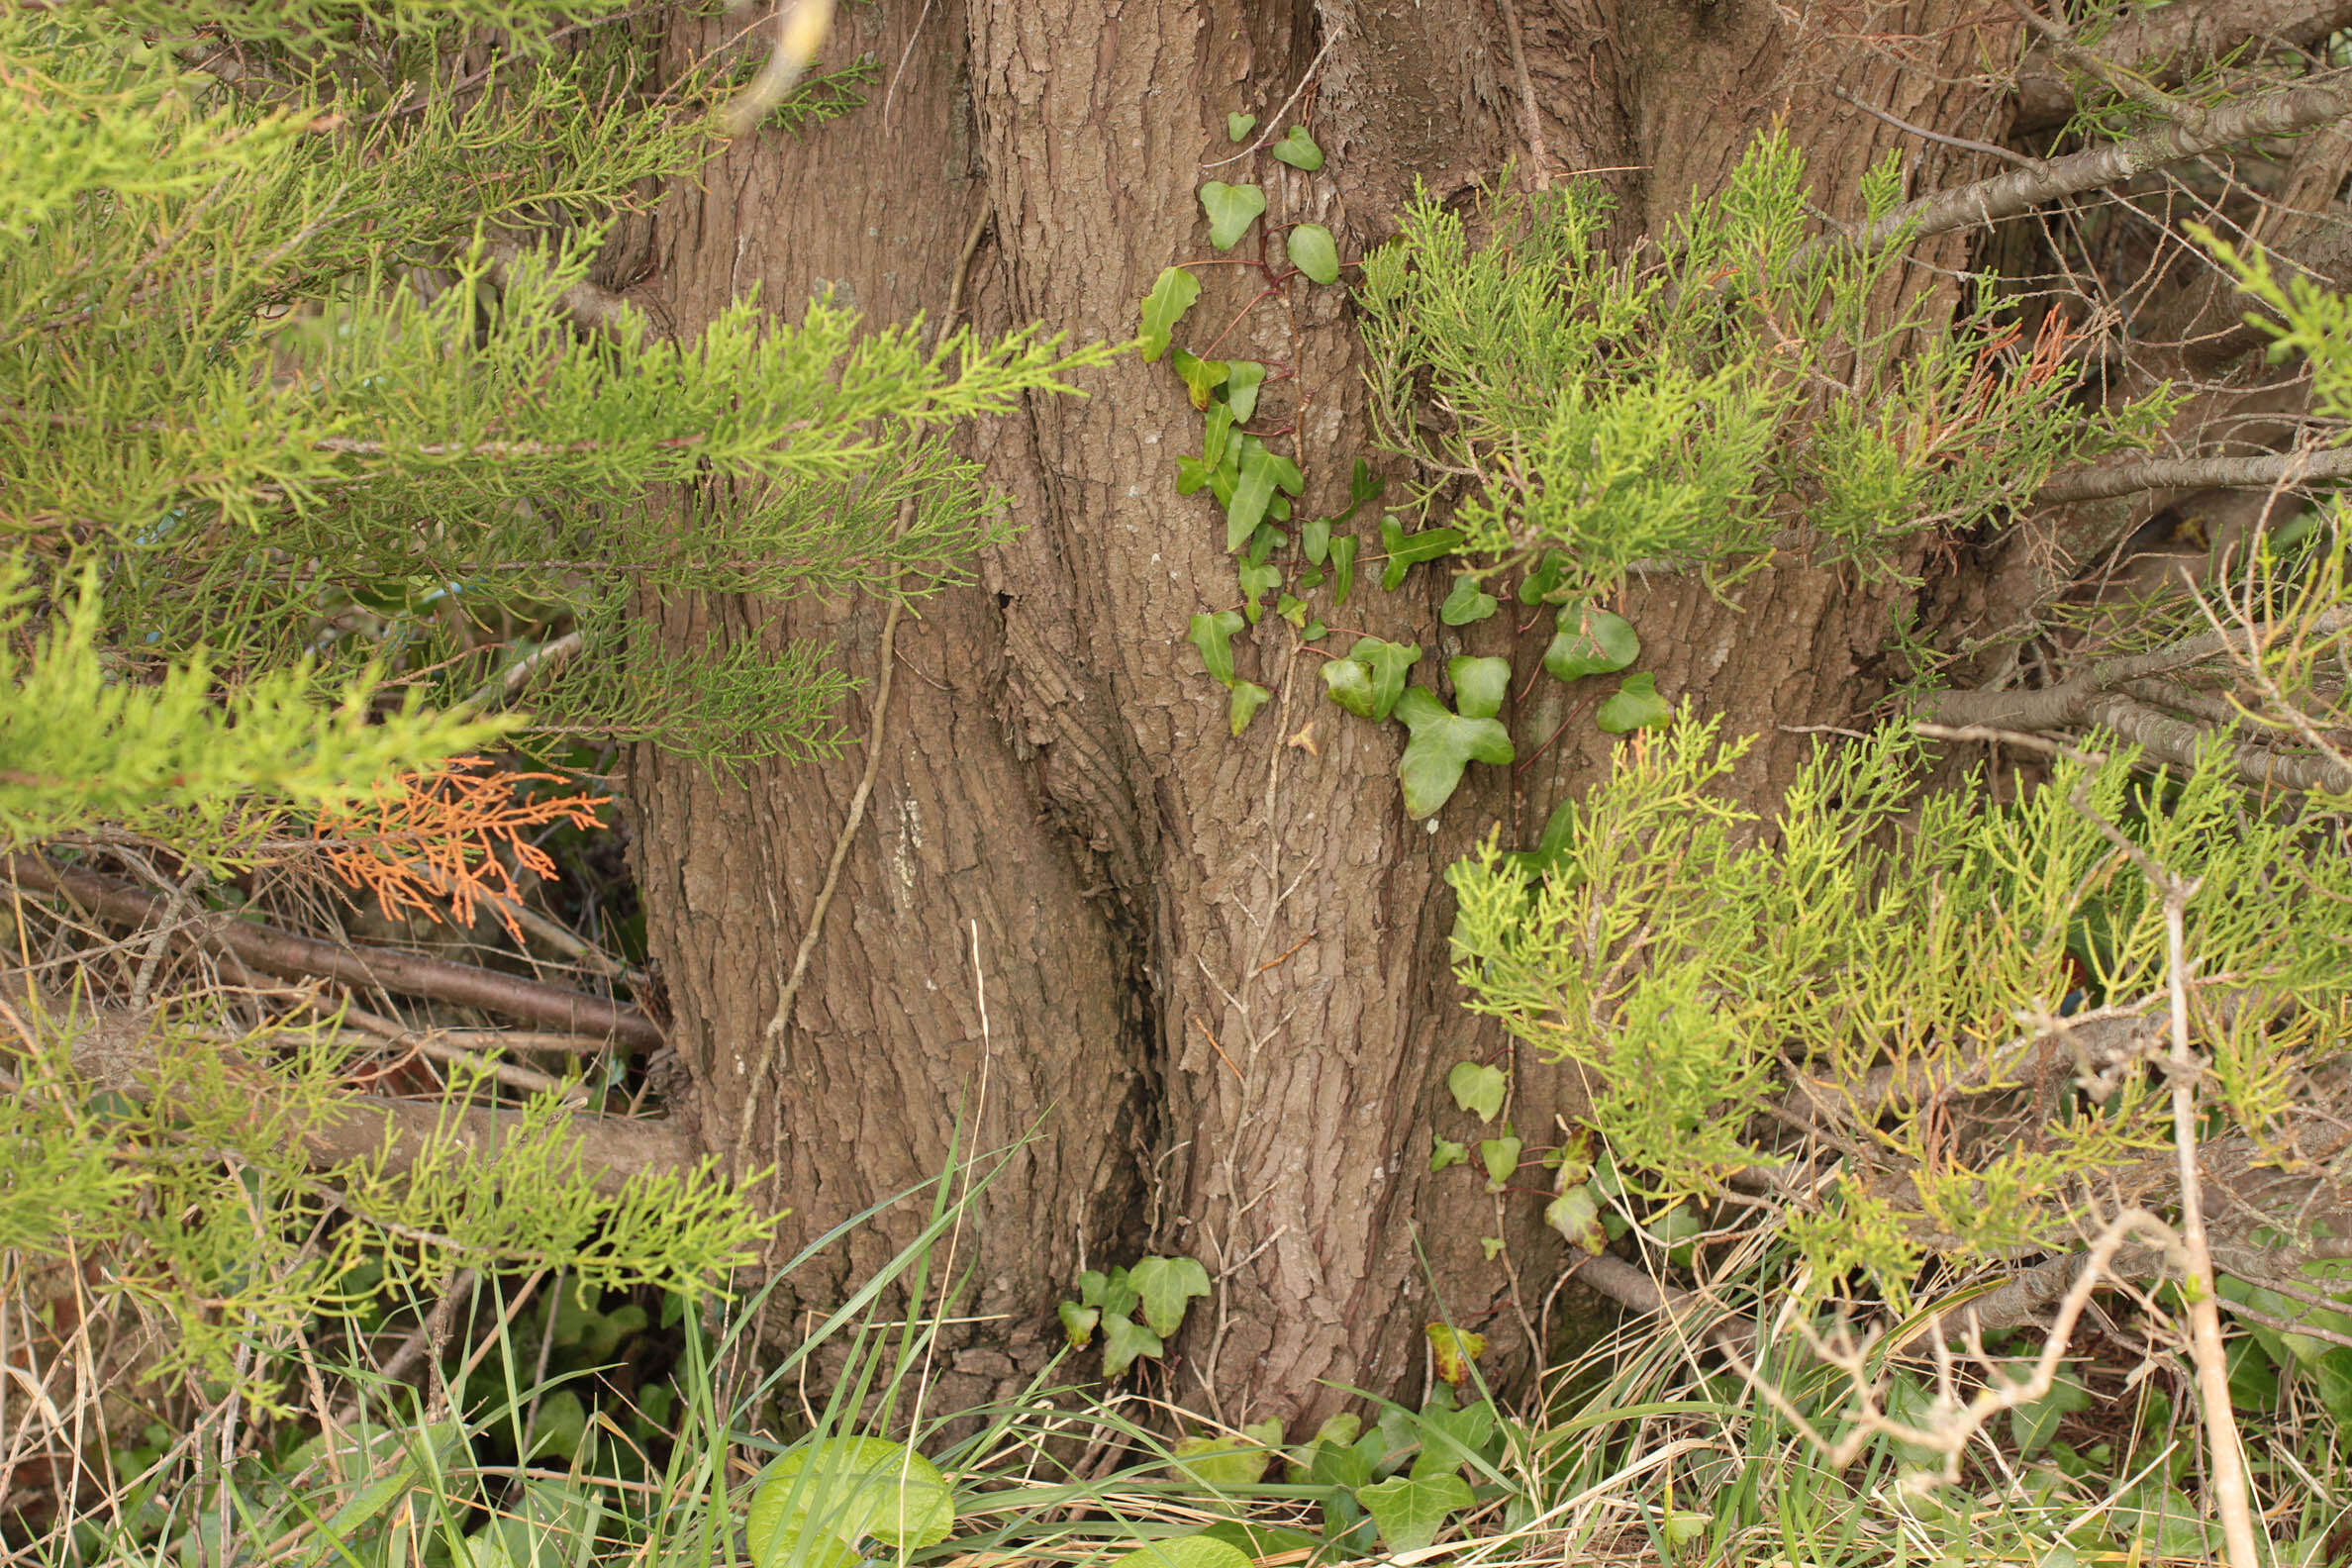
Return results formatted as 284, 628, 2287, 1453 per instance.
2036, 442, 2352, 505
1496, 0, 1550, 191
734, 204, 996, 1176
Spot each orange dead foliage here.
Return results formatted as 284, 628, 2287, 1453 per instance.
313, 756, 609, 943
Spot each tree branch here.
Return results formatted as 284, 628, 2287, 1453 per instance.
2009, 0, 2352, 135
3, 854, 664, 1050
2036, 442, 2352, 504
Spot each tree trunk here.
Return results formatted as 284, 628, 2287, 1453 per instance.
631, 0, 2019, 1425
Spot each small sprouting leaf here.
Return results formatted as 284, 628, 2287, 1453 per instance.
1237, 561, 1280, 623
1058, 1300, 1100, 1349
1287, 223, 1339, 284
1480, 1236, 1504, 1261
1425, 1323, 1487, 1387
1478, 1136, 1520, 1191
1378, 515, 1465, 591
1172, 347, 1228, 409
1448, 655, 1511, 720
1439, 575, 1498, 626
1595, 670, 1672, 734
1429, 1136, 1466, 1173
1127, 1255, 1213, 1337
1223, 359, 1265, 423
1329, 536, 1359, 603
1229, 680, 1271, 735
1199, 181, 1267, 248
1277, 593, 1307, 629
1320, 636, 1421, 722
1394, 687, 1514, 818
1187, 610, 1243, 689
1544, 1184, 1607, 1253
1356, 1473, 1472, 1553
1350, 459, 1384, 505
1542, 604, 1639, 683
1226, 112, 1257, 143
1102, 1313, 1164, 1379
1138, 267, 1201, 362
1447, 1061, 1506, 1122
1270, 125, 1324, 170
1302, 515, 1331, 565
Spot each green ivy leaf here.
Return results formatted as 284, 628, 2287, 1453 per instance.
1480, 1236, 1505, 1261
1478, 1135, 1520, 1191
1124, 1536, 1254, 1568
1447, 1062, 1506, 1121
1439, 575, 1498, 626
1351, 459, 1385, 506
1226, 112, 1257, 143
2009, 1374, 2094, 1457
1226, 440, 1281, 550
1320, 636, 1421, 722
1518, 550, 1567, 605
1187, 611, 1243, 689
1542, 604, 1640, 683
1394, 687, 1514, 818
1270, 125, 1324, 170
1543, 1185, 1607, 1254
1102, 1313, 1164, 1379
1429, 1135, 1467, 1173
1301, 515, 1331, 566
1265, 449, 1305, 495
1595, 670, 1672, 734
746, 1437, 954, 1568
1058, 1301, 1099, 1349
1244, 523, 1285, 565
1138, 267, 1201, 363
1223, 360, 1265, 423
1098, 1266, 1140, 1321
1448, 655, 1511, 720
1172, 1421, 1282, 1487
1378, 515, 1464, 591
1276, 593, 1307, 629
1286, 223, 1339, 284
1329, 536, 1358, 603
1171, 348, 1228, 410
1202, 402, 1234, 472
1075, 1269, 1109, 1308
1356, 1473, 1472, 1553
1199, 181, 1267, 249
1229, 680, 1271, 735
1175, 457, 1213, 496
1413, 1398, 1497, 1478
1128, 1254, 1213, 1337
1237, 562, 1280, 622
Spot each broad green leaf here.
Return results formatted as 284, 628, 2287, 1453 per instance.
1425, 1323, 1486, 1387
1287, 223, 1339, 284
1518, 550, 1567, 604
1123, 1535, 1253, 1568
1302, 515, 1330, 565
1225, 112, 1257, 143
1058, 1301, 1099, 1349
1175, 457, 1213, 496
1320, 636, 1421, 721
1439, 574, 1498, 626
1265, 449, 1305, 495
1542, 604, 1639, 682
1356, 1473, 1472, 1552
1172, 1424, 1279, 1487
1478, 1135, 1520, 1191
1199, 181, 1267, 248
1239, 560, 1282, 620
1187, 611, 1243, 689
527, 1389, 586, 1460
1447, 1062, 1506, 1121
1395, 687, 1513, 818
1413, 1398, 1497, 1478
1277, 593, 1307, 629
1102, 1312, 1164, 1379
1075, 1269, 1109, 1307
1128, 1254, 1213, 1336
747, 1436, 953, 1568
1350, 459, 1385, 506
1595, 670, 1671, 734
1378, 516, 1464, 590
1171, 348, 1228, 410
1224, 360, 1265, 422
1329, 536, 1358, 603
1543, 1185, 1606, 1253
1203, 401, 1235, 471
1448, 655, 1511, 720
2009, 1374, 2093, 1456
1429, 1135, 1467, 1172
1229, 680, 1271, 735
1197, 1520, 1322, 1561
1270, 125, 1324, 170
1138, 267, 1201, 362
1312, 1414, 1362, 1449
1226, 441, 1280, 550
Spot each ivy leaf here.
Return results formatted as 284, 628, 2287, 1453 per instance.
1518, 550, 1567, 605
1270, 125, 1324, 170
1175, 457, 1213, 496
1478, 1136, 1520, 1191
1058, 1301, 1099, 1349
1199, 181, 1267, 248
1542, 604, 1639, 682
1102, 1313, 1164, 1379
1394, 687, 1514, 819
1301, 516, 1330, 566
1277, 593, 1307, 629
1226, 112, 1257, 143
1075, 1269, 1109, 1308
1351, 459, 1385, 506
1244, 523, 1286, 565
1286, 223, 1339, 284
1446, 1061, 1506, 1121
1356, 1473, 1472, 1553
1543, 1184, 1607, 1254
746, 1436, 954, 1568
1171, 347, 1228, 410
1187, 610, 1243, 689
1329, 536, 1358, 604
1138, 267, 1201, 362
1224, 360, 1265, 423
1448, 655, 1511, 720
1237, 561, 1281, 623
1428, 1136, 1466, 1173
1378, 515, 1464, 591
1172, 1422, 1282, 1487
1439, 574, 1498, 626
1203, 401, 1234, 472
1229, 681, 1271, 735
1225, 447, 1279, 551
1414, 1399, 1496, 1478
1595, 670, 1672, 734
1265, 449, 1305, 495
1425, 1323, 1487, 1387
1320, 636, 1421, 722
1127, 1255, 1212, 1337
1123, 1537, 1254, 1568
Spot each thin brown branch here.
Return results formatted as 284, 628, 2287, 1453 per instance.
2036, 441, 2352, 504
2, 854, 663, 1049
2009, 0, 2352, 135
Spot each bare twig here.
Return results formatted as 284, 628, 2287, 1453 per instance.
2037, 442, 2352, 505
